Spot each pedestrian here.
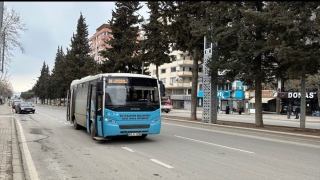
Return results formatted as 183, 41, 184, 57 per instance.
295, 106, 300, 119
226, 105, 230, 114
287, 104, 292, 119
238, 106, 243, 115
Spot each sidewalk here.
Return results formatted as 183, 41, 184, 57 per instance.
171, 109, 320, 123
0, 104, 23, 180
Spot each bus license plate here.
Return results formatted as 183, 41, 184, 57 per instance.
128, 132, 142, 136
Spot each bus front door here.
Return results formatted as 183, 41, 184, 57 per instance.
86, 84, 92, 134
66, 90, 71, 122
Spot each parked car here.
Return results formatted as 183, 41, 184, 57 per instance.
161, 101, 172, 113
11, 100, 21, 109
15, 102, 35, 114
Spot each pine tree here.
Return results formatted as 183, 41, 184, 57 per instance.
51, 46, 66, 104
159, 1, 208, 120
141, 1, 173, 79
38, 62, 49, 104
99, 1, 144, 73
64, 13, 97, 86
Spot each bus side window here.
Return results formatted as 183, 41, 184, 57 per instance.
97, 95, 102, 116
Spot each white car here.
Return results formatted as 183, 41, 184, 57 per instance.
161, 102, 172, 113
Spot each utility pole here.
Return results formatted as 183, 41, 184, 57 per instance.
0, 2, 4, 73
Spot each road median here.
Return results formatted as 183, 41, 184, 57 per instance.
162, 116, 320, 147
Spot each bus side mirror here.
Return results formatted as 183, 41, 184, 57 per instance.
160, 84, 165, 97
97, 82, 103, 91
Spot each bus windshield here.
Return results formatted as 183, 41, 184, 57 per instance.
105, 77, 160, 111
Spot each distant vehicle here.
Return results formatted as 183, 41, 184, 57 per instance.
11, 100, 21, 109
66, 73, 166, 140
15, 102, 35, 114
161, 101, 172, 113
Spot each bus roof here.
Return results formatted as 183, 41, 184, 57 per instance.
70, 73, 157, 86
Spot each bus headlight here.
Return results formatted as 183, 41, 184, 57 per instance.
152, 117, 161, 123
105, 118, 117, 124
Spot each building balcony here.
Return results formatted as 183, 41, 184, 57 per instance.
177, 60, 202, 66
166, 82, 192, 88
177, 60, 193, 66
177, 71, 203, 77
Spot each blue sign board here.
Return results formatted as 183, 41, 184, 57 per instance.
198, 91, 204, 98
217, 90, 230, 98
197, 90, 231, 98
234, 90, 244, 98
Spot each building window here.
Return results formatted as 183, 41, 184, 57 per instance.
160, 78, 166, 84
153, 70, 156, 75
199, 68, 202, 72
170, 77, 176, 84
199, 84, 203, 91
161, 69, 166, 74
171, 67, 176, 72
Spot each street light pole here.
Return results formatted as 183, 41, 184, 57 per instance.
0, 2, 4, 73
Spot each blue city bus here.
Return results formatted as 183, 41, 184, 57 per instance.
66, 73, 165, 140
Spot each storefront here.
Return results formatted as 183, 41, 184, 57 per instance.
249, 90, 277, 113
277, 91, 319, 115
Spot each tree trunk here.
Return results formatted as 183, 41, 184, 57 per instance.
156, 65, 159, 80
255, 55, 264, 127
300, 72, 306, 129
190, 48, 199, 120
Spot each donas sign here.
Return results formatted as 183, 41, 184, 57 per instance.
278, 92, 317, 99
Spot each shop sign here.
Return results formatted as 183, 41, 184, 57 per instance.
278, 92, 317, 99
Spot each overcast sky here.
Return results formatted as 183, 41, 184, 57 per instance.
4, 2, 149, 94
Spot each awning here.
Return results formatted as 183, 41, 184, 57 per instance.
249, 98, 274, 103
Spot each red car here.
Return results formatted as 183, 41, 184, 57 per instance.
11, 100, 21, 109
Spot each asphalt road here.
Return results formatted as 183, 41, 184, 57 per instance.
163, 111, 320, 129
14, 104, 320, 180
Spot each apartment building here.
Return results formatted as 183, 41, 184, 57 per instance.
89, 24, 112, 64
149, 51, 203, 109
89, 24, 145, 64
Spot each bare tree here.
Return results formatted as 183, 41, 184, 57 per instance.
1, 6, 27, 69
0, 70, 13, 99
284, 73, 320, 92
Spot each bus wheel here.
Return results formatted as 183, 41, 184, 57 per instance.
90, 123, 96, 140
140, 134, 147, 139
73, 119, 80, 130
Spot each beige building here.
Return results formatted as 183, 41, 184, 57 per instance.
89, 24, 112, 64
149, 51, 203, 109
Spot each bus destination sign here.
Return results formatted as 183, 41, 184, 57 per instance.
108, 78, 128, 84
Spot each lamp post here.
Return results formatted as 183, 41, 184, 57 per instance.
119, 5, 145, 74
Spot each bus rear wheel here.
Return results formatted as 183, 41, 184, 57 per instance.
73, 119, 80, 130
90, 123, 96, 140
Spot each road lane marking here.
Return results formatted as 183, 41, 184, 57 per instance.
16, 119, 40, 180
59, 121, 62, 123
150, 159, 174, 169
175, 135, 255, 154
122, 147, 135, 152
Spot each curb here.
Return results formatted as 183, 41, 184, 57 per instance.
162, 117, 320, 146
12, 118, 24, 180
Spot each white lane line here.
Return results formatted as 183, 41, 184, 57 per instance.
150, 159, 174, 169
64, 123, 68, 125
16, 119, 40, 180
59, 121, 63, 123
122, 147, 135, 152
175, 135, 255, 154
